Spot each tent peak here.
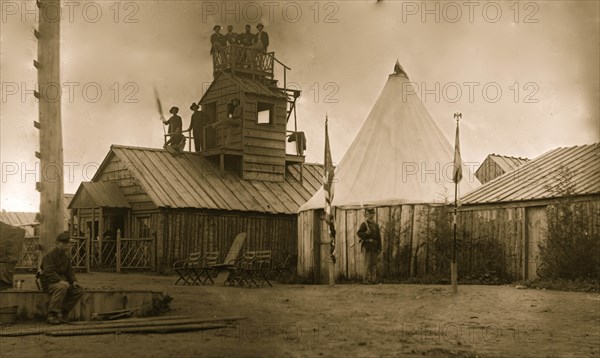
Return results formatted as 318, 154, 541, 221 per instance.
392, 60, 408, 78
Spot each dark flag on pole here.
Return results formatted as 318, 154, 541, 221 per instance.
153, 87, 165, 118
324, 115, 336, 264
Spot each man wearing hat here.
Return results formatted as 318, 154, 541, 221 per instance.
239, 24, 254, 47
162, 106, 183, 143
210, 25, 226, 54
357, 208, 382, 284
186, 103, 207, 152
253, 23, 269, 52
225, 25, 238, 46
40, 232, 84, 324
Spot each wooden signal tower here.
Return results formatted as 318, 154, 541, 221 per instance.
198, 45, 304, 182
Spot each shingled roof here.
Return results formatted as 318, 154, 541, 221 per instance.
91, 145, 323, 214
463, 143, 599, 205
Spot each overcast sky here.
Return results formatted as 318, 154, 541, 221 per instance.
1, 0, 599, 211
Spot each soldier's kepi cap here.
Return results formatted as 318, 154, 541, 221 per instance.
213, 25, 221, 30
365, 208, 375, 214
256, 23, 264, 29
56, 232, 70, 243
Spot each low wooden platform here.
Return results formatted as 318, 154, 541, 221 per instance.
0, 289, 163, 321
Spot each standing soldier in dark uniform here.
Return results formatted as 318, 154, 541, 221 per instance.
238, 24, 254, 66
187, 103, 206, 152
40, 232, 84, 324
225, 25, 238, 45
210, 25, 226, 54
162, 106, 182, 143
239, 24, 254, 47
357, 208, 381, 284
253, 23, 270, 52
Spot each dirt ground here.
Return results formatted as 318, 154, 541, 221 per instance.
1, 273, 598, 358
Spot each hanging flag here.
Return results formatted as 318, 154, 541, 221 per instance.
324, 115, 336, 263
453, 113, 463, 184
154, 86, 165, 119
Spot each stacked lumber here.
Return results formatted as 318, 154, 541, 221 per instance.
0, 315, 246, 337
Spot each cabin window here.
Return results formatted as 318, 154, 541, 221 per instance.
204, 102, 217, 123
257, 102, 273, 124
136, 216, 151, 238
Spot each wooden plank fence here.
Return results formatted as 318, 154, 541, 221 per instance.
299, 200, 600, 283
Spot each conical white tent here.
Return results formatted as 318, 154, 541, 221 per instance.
297, 64, 480, 283
300, 65, 479, 211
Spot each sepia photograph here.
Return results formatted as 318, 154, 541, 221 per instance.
0, 1, 599, 357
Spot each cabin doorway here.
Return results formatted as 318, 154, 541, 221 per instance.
525, 206, 546, 280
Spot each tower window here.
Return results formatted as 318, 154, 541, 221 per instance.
257, 102, 273, 124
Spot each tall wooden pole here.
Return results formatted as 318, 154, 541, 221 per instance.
451, 112, 461, 294
37, 0, 64, 251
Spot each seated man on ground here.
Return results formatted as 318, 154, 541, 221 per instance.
40, 232, 84, 324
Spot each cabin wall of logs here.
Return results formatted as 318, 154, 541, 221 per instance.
155, 209, 297, 270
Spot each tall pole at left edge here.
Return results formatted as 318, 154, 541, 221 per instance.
37, 0, 65, 251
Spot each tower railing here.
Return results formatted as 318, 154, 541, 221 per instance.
212, 45, 275, 77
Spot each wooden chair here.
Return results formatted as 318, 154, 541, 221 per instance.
273, 255, 295, 283
210, 232, 247, 285
226, 251, 256, 287
173, 251, 219, 285
252, 250, 272, 287
173, 252, 203, 285
228, 250, 272, 288
197, 251, 220, 285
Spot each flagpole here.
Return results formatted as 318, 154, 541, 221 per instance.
451, 112, 461, 294
324, 114, 336, 286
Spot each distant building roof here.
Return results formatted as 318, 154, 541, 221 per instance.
69, 182, 131, 209
463, 143, 600, 205
487, 154, 529, 173
0, 212, 37, 235
91, 145, 323, 214
0, 194, 74, 235
475, 154, 530, 184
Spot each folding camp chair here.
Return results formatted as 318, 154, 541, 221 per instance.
273, 255, 294, 283
173, 251, 220, 285
210, 232, 247, 285
196, 251, 220, 285
173, 252, 203, 285
226, 251, 256, 287
251, 250, 272, 287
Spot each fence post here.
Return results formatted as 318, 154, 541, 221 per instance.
85, 236, 90, 273
151, 231, 156, 271
116, 229, 121, 273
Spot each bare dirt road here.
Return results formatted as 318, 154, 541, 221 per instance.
2, 273, 598, 357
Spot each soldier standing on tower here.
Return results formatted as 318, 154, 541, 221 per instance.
239, 25, 254, 47
225, 25, 238, 45
253, 23, 269, 52
210, 25, 226, 54
187, 103, 207, 152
